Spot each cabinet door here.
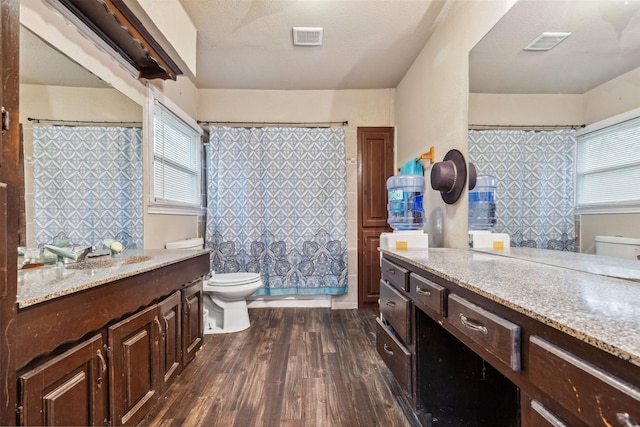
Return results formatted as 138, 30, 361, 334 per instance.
158, 291, 182, 393
182, 280, 204, 366
108, 304, 159, 426
19, 334, 107, 426
359, 229, 383, 306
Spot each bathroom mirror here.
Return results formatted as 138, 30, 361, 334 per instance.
19, 25, 144, 249
468, 0, 640, 254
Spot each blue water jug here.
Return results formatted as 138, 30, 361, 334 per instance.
468, 174, 497, 231
386, 175, 426, 231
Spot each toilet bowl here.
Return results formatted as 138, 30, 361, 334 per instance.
165, 238, 263, 334
203, 272, 262, 334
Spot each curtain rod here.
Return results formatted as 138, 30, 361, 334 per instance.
27, 117, 142, 126
198, 120, 348, 128
469, 124, 585, 131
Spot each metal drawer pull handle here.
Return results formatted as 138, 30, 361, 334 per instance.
416, 287, 431, 297
387, 268, 396, 274
383, 344, 394, 355
617, 413, 639, 427
154, 316, 163, 341
386, 301, 396, 308
459, 313, 488, 335
96, 350, 106, 386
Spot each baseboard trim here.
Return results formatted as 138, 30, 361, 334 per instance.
247, 295, 332, 308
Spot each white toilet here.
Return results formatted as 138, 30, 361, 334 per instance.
165, 238, 263, 334
594, 235, 640, 260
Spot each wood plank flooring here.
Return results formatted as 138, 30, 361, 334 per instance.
140, 307, 418, 427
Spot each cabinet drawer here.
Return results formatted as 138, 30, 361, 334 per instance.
529, 400, 568, 427
380, 280, 410, 344
410, 273, 446, 317
376, 318, 411, 395
446, 294, 521, 372
381, 258, 409, 291
530, 336, 640, 427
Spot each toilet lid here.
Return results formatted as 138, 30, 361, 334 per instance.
208, 272, 261, 286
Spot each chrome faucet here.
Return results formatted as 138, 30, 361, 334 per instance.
75, 246, 96, 262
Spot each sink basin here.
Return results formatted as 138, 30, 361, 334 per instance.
66, 256, 152, 270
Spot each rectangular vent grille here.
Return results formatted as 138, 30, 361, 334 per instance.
524, 32, 571, 51
293, 27, 323, 46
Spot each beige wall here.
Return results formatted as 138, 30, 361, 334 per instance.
579, 214, 640, 254
198, 89, 395, 309
468, 94, 584, 125
19, 84, 142, 247
584, 67, 640, 124
395, 0, 516, 249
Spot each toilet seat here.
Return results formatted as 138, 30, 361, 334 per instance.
207, 272, 261, 286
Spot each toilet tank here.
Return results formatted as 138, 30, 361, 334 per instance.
165, 237, 204, 250
594, 235, 640, 260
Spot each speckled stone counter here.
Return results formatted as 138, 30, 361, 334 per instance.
380, 247, 640, 367
18, 249, 211, 308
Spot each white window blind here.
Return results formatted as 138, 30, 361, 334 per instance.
576, 116, 640, 211
152, 100, 201, 208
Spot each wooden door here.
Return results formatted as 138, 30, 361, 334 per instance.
19, 334, 107, 426
0, 0, 20, 423
357, 127, 394, 308
108, 304, 159, 426
182, 280, 204, 366
158, 291, 182, 393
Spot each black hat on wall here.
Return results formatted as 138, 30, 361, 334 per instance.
430, 149, 468, 204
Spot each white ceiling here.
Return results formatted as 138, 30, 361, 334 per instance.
177, 0, 451, 90
470, 0, 640, 94
20, 0, 640, 94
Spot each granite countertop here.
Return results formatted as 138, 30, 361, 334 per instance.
380, 247, 640, 368
17, 249, 212, 309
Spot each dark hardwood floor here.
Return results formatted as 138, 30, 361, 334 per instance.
140, 307, 418, 427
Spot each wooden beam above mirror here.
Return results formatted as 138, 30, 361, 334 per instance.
57, 0, 182, 81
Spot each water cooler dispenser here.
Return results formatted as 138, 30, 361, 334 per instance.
380, 174, 429, 250
468, 174, 509, 249
468, 174, 497, 231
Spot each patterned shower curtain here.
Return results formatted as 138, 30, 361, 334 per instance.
206, 126, 348, 296
33, 125, 143, 249
468, 129, 576, 251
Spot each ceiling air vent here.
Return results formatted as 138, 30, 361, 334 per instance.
523, 32, 571, 51
292, 27, 323, 46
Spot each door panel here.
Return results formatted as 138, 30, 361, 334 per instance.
360, 229, 383, 306
182, 280, 203, 366
360, 131, 393, 227
158, 291, 182, 393
19, 333, 106, 426
108, 304, 159, 426
358, 127, 394, 308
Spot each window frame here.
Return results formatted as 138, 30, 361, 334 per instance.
146, 86, 203, 215
575, 107, 640, 214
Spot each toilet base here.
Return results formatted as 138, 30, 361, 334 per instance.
203, 294, 251, 334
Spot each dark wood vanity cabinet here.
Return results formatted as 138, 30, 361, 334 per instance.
378, 253, 640, 427
16, 253, 209, 426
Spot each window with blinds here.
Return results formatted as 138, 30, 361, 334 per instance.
576, 115, 640, 212
150, 94, 202, 214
